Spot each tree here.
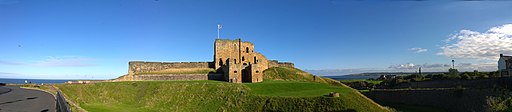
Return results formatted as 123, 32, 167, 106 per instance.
406, 74, 424, 81
461, 72, 471, 80
448, 68, 459, 76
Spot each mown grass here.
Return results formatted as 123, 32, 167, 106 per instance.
57, 67, 389, 112
245, 80, 351, 97
57, 80, 242, 112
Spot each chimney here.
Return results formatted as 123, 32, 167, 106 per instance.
501, 54, 504, 57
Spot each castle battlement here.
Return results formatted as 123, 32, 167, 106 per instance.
119, 39, 293, 83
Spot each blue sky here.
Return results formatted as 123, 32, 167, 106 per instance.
1, 0, 512, 79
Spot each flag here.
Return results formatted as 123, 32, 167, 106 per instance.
218, 24, 222, 29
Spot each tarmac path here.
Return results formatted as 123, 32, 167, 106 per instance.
0, 86, 55, 112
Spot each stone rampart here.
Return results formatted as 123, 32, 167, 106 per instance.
128, 61, 214, 75
268, 60, 294, 68
391, 77, 511, 89
133, 74, 208, 81
365, 88, 503, 112
366, 77, 512, 112
131, 73, 224, 81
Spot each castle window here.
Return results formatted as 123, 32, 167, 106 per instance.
234, 59, 237, 64
254, 57, 257, 64
234, 71, 237, 73
256, 71, 259, 73
243, 63, 247, 65
242, 56, 245, 61
246, 47, 249, 53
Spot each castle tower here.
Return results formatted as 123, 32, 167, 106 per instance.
214, 39, 267, 83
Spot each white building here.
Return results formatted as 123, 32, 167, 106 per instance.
498, 54, 512, 76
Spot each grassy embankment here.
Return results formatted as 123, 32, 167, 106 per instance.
57, 67, 389, 112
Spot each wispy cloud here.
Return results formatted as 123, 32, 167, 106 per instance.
0, 60, 24, 65
438, 24, 512, 60
409, 48, 428, 53
0, 72, 19, 75
308, 62, 497, 76
32, 56, 96, 67
388, 63, 450, 69
388, 62, 496, 72
306, 68, 388, 76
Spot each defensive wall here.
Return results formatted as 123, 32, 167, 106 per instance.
365, 89, 495, 112
119, 60, 293, 82
365, 77, 512, 112
132, 74, 223, 81
268, 60, 294, 68
128, 61, 214, 76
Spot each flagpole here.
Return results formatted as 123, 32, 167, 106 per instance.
217, 24, 220, 39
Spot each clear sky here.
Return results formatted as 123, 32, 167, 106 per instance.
1, 0, 512, 79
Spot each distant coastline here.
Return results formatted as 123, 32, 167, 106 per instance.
323, 72, 447, 80
0, 78, 73, 84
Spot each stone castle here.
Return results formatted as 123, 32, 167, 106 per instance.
113, 39, 294, 83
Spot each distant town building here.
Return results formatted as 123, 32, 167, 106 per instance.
377, 75, 396, 80
498, 54, 512, 77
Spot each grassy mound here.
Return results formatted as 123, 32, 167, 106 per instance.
263, 67, 358, 87
57, 67, 388, 112
245, 80, 351, 97
263, 67, 316, 81
57, 81, 247, 112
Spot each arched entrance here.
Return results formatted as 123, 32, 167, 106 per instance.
242, 68, 251, 83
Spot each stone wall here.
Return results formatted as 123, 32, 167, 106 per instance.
366, 77, 512, 112
134, 74, 207, 80
268, 60, 294, 68
392, 78, 510, 89
214, 39, 243, 70
128, 61, 214, 75
365, 89, 503, 112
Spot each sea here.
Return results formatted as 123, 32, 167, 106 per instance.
323, 75, 378, 80
0, 78, 72, 84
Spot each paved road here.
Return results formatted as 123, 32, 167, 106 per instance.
0, 86, 55, 112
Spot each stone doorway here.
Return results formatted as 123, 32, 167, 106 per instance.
242, 68, 251, 83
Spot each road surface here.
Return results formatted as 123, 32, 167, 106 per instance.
0, 86, 55, 112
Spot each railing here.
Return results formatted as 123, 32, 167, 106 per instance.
56, 91, 71, 112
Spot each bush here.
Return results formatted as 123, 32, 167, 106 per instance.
460, 73, 472, 80
486, 96, 512, 112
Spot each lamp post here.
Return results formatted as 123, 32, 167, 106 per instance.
452, 60, 455, 69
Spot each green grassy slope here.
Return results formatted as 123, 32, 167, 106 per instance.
259, 67, 389, 111
57, 80, 247, 112
57, 67, 388, 112
245, 80, 351, 97
262, 67, 350, 87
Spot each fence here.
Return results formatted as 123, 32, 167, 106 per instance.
56, 91, 71, 112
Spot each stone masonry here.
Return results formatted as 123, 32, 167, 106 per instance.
116, 38, 293, 83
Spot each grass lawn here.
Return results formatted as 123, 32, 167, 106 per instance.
80, 103, 150, 112
244, 80, 351, 97
57, 67, 389, 112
